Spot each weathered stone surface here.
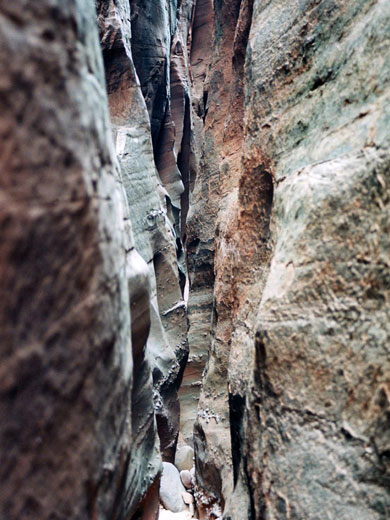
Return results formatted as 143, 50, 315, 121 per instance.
187, 1, 255, 516
0, 1, 189, 518
2, 1, 389, 519
175, 444, 194, 471
178, 0, 215, 448
231, 1, 390, 518
0, 0, 142, 518
96, 2, 164, 515
98, 0, 189, 470
186, 0, 390, 519
160, 462, 187, 513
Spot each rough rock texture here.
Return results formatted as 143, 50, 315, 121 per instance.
187, 0, 390, 519
0, 0, 190, 518
188, 1, 257, 516
2, 1, 390, 519
0, 0, 145, 518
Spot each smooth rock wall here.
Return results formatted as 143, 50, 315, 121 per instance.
97, 0, 189, 470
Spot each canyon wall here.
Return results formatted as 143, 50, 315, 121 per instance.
0, 0, 188, 518
0, 0, 389, 519
0, 1, 141, 517
189, 0, 390, 519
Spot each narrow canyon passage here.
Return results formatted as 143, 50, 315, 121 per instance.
0, 1, 390, 520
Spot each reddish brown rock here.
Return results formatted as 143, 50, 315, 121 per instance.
0, 1, 139, 518
186, 1, 390, 519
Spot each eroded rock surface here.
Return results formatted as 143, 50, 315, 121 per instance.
1, 0, 389, 519
0, 1, 140, 517
187, 0, 390, 519
0, 1, 189, 519
97, 0, 190, 475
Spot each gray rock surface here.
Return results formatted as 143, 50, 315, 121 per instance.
180, 469, 193, 489
160, 462, 187, 513
2, 1, 389, 519
0, 1, 190, 518
98, 0, 189, 471
231, 1, 390, 518
175, 445, 194, 471
185, 0, 390, 519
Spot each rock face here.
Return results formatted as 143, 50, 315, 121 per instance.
186, 0, 390, 519
0, 1, 141, 518
97, 0, 188, 470
0, 0, 188, 519
180, 0, 215, 448
1, 1, 390, 519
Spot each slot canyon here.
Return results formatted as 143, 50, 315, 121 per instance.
0, 0, 390, 519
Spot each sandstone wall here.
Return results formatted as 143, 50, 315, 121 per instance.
187, 0, 390, 519
1, 0, 389, 518
0, 1, 190, 518
97, 0, 189, 470
0, 1, 141, 517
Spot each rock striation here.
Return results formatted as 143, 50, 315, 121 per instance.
0, 0, 189, 519
97, 0, 188, 474
1, 1, 390, 519
186, 0, 390, 519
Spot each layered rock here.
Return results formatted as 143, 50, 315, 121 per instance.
1, 1, 389, 519
187, 0, 390, 519
0, 0, 190, 518
188, 1, 257, 516
97, 0, 189, 486
180, 0, 215, 447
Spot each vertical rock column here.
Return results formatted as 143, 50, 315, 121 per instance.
96, 1, 163, 517
236, 1, 390, 518
181, 0, 215, 448
0, 0, 143, 518
187, 1, 262, 517
99, 0, 189, 466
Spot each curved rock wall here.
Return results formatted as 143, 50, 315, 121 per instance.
1, 1, 389, 519
97, 0, 188, 469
